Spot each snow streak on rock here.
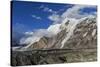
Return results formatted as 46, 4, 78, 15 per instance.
60, 18, 79, 48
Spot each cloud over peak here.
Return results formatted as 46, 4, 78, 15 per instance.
48, 5, 97, 24
20, 29, 55, 45
61, 5, 97, 19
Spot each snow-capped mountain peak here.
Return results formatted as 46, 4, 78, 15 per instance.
12, 16, 97, 51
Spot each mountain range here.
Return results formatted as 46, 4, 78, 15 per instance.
12, 15, 97, 51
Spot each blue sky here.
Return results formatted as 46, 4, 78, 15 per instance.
12, 1, 74, 33
12, 1, 97, 43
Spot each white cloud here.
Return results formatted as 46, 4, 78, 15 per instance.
61, 5, 97, 19
33, 29, 54, 37
43, 7, 57, 14
20, 29, 55, 45
39, 5, 57, 14
32, 15, 41, 20
48, 5, 97, 24
48, 14, 60, 22
24, 31, 34, 35
20, 35, 40, 45
48, 9, 57, 14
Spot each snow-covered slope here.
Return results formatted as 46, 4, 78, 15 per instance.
60, 18, 79, 48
